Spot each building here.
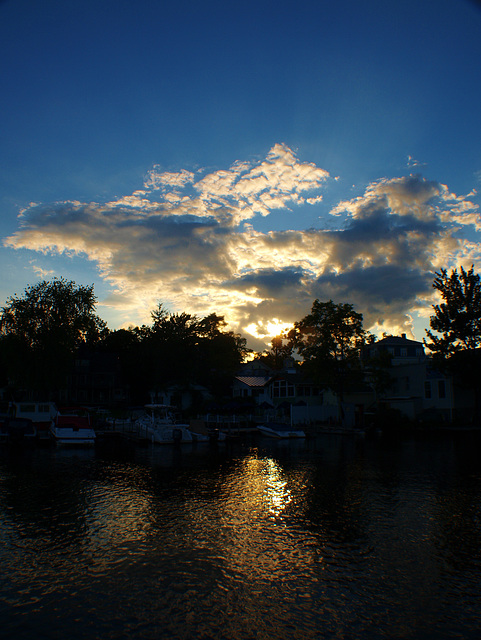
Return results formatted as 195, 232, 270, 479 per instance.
232, 360, 341, 425
363, 334, 454, 423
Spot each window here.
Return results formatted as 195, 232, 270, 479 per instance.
401, 348, 407, 357
19, 404, 35, 413
438, 380, 446, 399
272, 380, 295, 398
424, 381, 431, 399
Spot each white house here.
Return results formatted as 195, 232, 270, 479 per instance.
364, 334, 454, 422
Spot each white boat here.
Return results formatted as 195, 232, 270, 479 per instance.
135, 404, 210, 444
257, 422, 306, 439
49, 411, 96, 446
9, 401, 58, 441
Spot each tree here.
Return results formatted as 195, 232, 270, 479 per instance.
257, 335, 293, 370
0, 278, 106, 394
143, 306, 249, 403
425, 266, 481, 356
196, 314, 249, 395
289, 299, 366, 420
425, 266, 481, 420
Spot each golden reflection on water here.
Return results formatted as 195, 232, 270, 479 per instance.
213, 452, 315, 585
219, 453, 295, 526
247, 456, 293, 517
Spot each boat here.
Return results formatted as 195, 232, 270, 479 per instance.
49, 411, 96, 446
0, 417, 37, 444
257, 421, 306, 439
135, 404, 210, 444
8, 401, 58, 441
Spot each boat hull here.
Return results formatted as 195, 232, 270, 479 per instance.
0, 418, 37, 444
257, 423, 306, 439
145, 425, 210, 444
135, 405, 210, 445
49, 426, 96, 445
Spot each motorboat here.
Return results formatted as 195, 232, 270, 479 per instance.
257, 421, 306, 439
0, 417, 37, 444
49, 411, 96, 446
8, 401, 58, 441
135, 404, 210, 444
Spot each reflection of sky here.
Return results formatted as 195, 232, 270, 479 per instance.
211, 453, 319, 585
2, 442, 481, 638
236, 455, 293, 518
86, 476, 154, 546
263, 458, 293, 517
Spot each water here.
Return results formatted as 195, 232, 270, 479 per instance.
1, 432, 481, 640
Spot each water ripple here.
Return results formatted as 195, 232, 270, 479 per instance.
1, 435, 481, 638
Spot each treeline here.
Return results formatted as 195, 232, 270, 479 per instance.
1, 265, 480, 409
0, 278, 248, 404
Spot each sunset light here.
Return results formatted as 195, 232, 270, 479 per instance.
1, 0, 480, 355
244, 319, 295, 342
1, 4, 481, 639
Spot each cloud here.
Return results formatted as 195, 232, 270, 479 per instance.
407, 155, 426, 169
4, 145, 481, 347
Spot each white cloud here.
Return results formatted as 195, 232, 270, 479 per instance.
30, 263, 55, 279
4, 146, 481, 347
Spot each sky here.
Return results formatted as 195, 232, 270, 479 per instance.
1, 0, 481, 353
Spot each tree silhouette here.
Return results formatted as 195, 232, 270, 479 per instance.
425, 266, 481, 421
425, 266, 481, 356
0, 278, 106, 394
289, 299, 366, 420
256, 335, 293, 370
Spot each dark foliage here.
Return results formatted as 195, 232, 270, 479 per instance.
0, 278, 106, 394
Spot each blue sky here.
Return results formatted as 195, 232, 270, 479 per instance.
1, 0, 481, 351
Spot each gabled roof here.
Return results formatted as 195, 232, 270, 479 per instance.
234, 376, 272, 388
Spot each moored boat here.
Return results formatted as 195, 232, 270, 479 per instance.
49, 411, 96, 446
135, 404, 210, 444
0, 417, 37, 444
8, 401, 57, 441
257, 421, 306, 439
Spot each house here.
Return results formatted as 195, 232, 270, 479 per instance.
363, 334, 454, 423
363, 333, 426, 365
233, 360, 340, 425
148, 383, 212, 413
232, 360, 274, 405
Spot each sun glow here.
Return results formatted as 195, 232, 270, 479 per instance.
244, 318, 294, 341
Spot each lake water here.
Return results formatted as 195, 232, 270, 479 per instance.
1, 431, 481, 640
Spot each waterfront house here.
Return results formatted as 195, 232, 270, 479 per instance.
147, 383, 212, 413
363, 334, 455, 423
233, 359, 340, 425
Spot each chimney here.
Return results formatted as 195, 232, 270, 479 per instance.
401, 333, 406, 339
